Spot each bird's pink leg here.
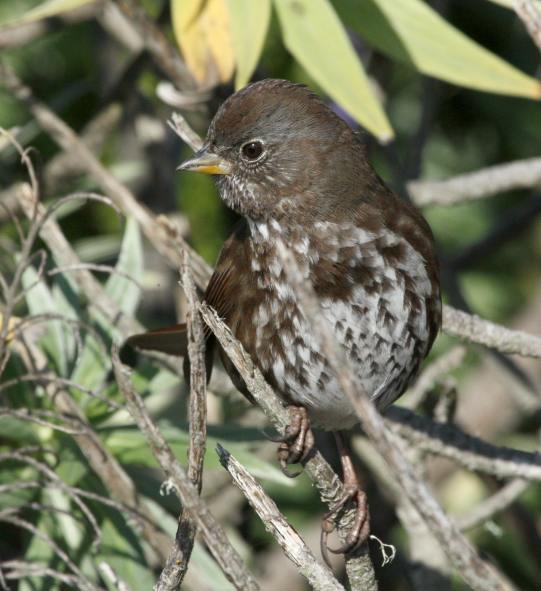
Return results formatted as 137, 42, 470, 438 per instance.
321, 431, 370, 557
274, 405, 315, 477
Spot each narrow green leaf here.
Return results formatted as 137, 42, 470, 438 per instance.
22, 265, 69, 375
70, 218, 143, 392
104, 424, 295, 486
341, 0, 541, 100
105, 218, 143, 315
274, 0, 394, 141
226, 0, 271, 89
0, 0, 94, 28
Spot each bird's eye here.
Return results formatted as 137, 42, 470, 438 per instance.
241, 141, 264, 161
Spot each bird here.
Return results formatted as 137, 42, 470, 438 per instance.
123, 78, 441, 555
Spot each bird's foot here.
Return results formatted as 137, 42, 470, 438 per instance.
274, 406, 315, 478
321, 486, 370, 557
320, 432, 370, 560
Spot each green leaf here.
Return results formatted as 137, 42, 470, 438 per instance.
104, 423, 294, 486
70, 218, 143, 393
22, 264, 69, 375
274, 0, 394, 141
93, 517, 154, 591
340, 0, 541, 100
0, 0, 94, 28
226, 0, 271, 89
105, 217, 143, 316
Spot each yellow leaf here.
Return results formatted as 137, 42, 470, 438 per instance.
369, 0, 541, 99
0, 313, 20, 345
171, 0, 235, 89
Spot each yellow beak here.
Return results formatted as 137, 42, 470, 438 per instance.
177, 148, 232, 175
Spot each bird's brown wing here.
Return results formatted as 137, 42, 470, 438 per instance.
120, 221, 248, 369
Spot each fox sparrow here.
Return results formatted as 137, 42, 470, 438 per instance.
125, 79, 441, 554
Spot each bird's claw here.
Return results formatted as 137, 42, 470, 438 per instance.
320, 487, 370, 560
275, 406, 314, 478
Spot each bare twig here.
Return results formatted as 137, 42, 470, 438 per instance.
385, 407, 541, 481
515, 0, 541, 51
112, 346, 260, 591
457, 479, 529, 531
0, 561, 88, 589
99, 562, 133, 591
217, 444, 345, 591
405, 346, 466, 409
408, 157, 541, 206
168, 112, 204, 152
155, 256, 208, 591
199, 303, 378, 591
0, 514, 98, 591
442, 305, 541, 358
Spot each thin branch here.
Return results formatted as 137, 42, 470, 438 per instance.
0, 103, 122, 221
385, 407, 541, 481
111, 346, 260, 591
457, 479, 529, 531
514, 0, 541, 51
442, 305, 541, 358
199, 303, 378, 591
408, 156, 541, 206
99, 562, 133, 591
0, 514, 98, 591
168, 112, 204, 152
217, 444, 345, 591
405, 345, 466, 409
155, 256, 208, 591
0, 561, 88, 589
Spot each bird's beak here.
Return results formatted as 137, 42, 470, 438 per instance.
177, 148, 232, 175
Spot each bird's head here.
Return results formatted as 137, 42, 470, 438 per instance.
178, 79, 365, 223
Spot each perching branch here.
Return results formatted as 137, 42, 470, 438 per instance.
199, 303, 378, 591
155, 256, 208, 591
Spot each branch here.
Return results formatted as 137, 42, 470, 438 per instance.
199, 303, 378, 591
408, 157, 541, 206
217, 444, 346, 591
442, 305, 541, 358
515, 0, 541, 51
155, 256, 208, 590
456, 479, 529, 531
385, 407, 541, 482
111, 346, 260, 591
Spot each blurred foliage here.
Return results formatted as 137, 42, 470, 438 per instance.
1, 0, 541, 590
